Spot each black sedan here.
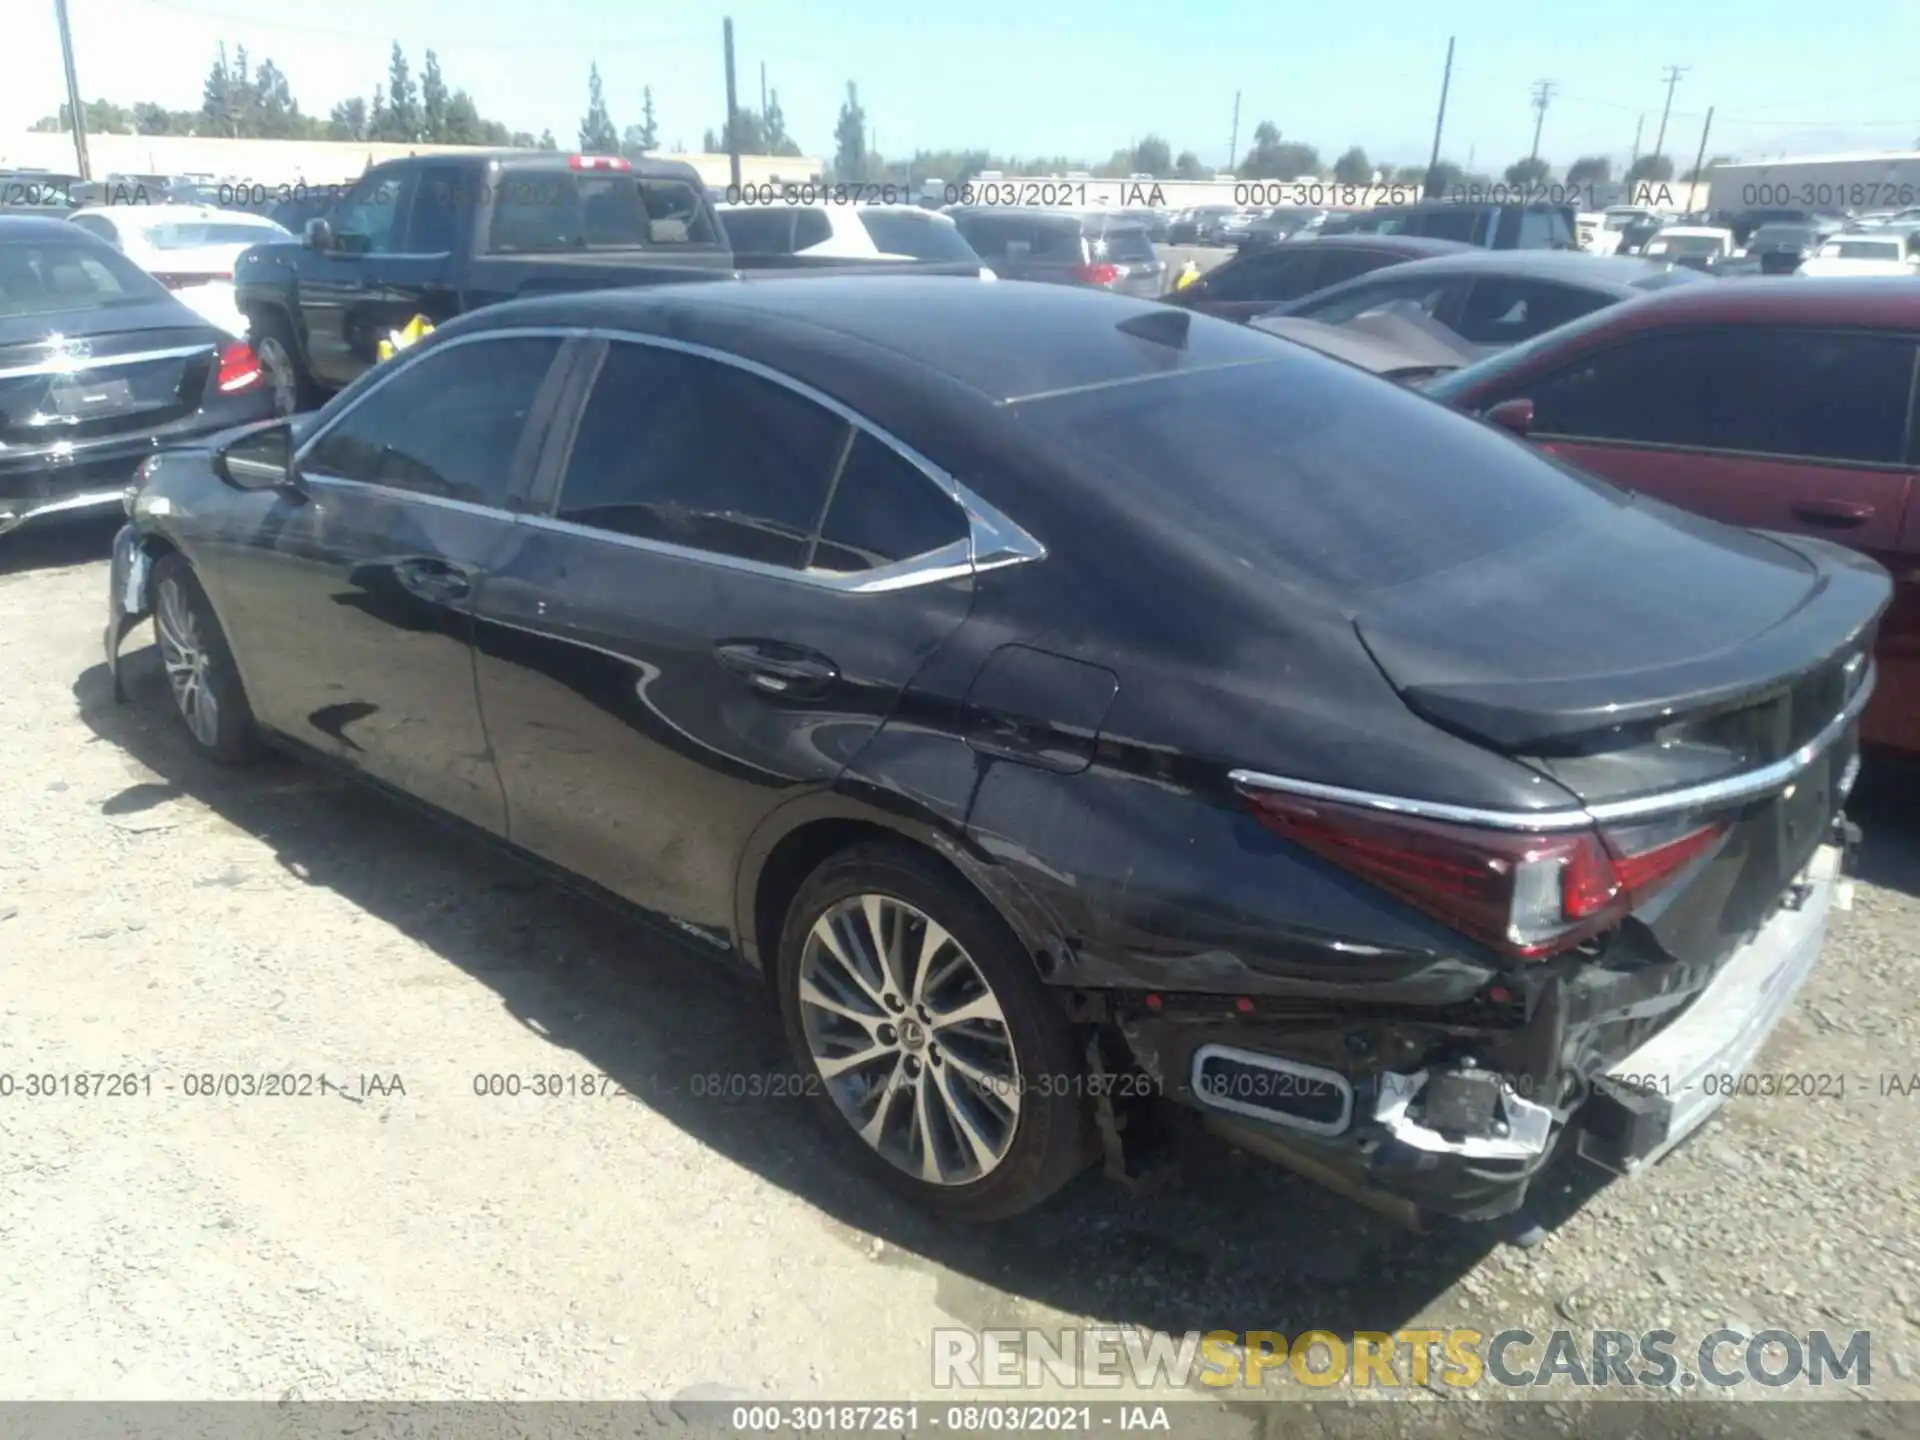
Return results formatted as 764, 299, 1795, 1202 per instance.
107, 277, 1884, 1226
1261, 250, 1711, 354
1166, 234, 1473, 323
1, 216, 275, 536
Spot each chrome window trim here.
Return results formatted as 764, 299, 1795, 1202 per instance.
1230, 663, 1875, 833
299, 471, 512, 521
0, 342, 215, 381
295, 323, 1047, 594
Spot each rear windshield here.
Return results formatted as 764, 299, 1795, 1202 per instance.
0, 237, 164, 317
485, 174, 717, 253
142, 221, 286, 249
1751, 225, 1817, 246
1090, 224, 1155, 263
1823, 238, 1905, 260
857, 210, 979, 261
1022, 358, 1615, 592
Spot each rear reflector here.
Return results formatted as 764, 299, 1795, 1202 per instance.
568, 154, 632, 171
216, 340, 263, 393
1238, 785, 1726, 959
1073, 262, 1122, 286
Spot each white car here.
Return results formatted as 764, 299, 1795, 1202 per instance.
63, 204, 291, 336
1643, 225, 1736, 269
1584, 206, 1663, 256
718, 202, 994, 277
1798, 232, 1920, 277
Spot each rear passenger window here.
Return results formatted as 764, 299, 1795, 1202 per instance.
1454, 280, 1609, 344
1203, 252, 1313, 302
554, 342, 846, 567
812, 435, 970, 574
794, 208, 833, 249
1528, 328, 1915, 464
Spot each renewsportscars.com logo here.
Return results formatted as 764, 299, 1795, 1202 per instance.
932, 1327, 1874, 1391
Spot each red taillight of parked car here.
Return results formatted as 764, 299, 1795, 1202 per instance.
1237, 785, 1726, 959
216, 340, 263, 393
1073, 262, 1122, 286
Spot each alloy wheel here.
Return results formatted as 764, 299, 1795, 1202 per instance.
155, 576, 221, 748
798, 893, 1022, 1186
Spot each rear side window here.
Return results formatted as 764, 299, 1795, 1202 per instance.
487, 174, 716, 252
1021, 359, 1615, 591
812, 434, 970, 574
1294, 274, 1454, 326
1513, 209, 1573, 248
795, 209, 833, 249
1453, 279, 1611, 345
637, 178, 717, 245
720, 207, 796, 254
1527, 328, 1916, 465
1203, 251, 1316, 302
1091, 225, 1155, 264
554, 342, 847, 567
301, 337, 564, 506
857, 211, 978, 261
1311, 248, 1401, 287
952, 214, 1077, 261
1410, 208, 1488, 244
0, 239, 160, 316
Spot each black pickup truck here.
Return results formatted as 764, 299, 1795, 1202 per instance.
234, 150, 987, 412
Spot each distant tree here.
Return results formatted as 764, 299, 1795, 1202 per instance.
1174, 149, 1206, 180
834, 81, 869, 180
1392, 163, 1429, 185
1504, 155, 1551, 186
1240, 122, 1321, 180
377, 42, 420, 142
579, 63, 620, 153
1624, 153, 1674, 186
538, 128, 558, 150
420, 51, 450, 143
1682, 154, 1733, 182
1566, 154, 1612, 185
326, 96, 369, 142
1131, 134, 1172, 176
710, 109, 768, 153
1422, 159, 1464, 196
637, 87, 659, 151
1332, 146, 1372, 184
762, 89, 802, 156
201, 43, 239, 134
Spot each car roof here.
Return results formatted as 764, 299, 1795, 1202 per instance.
1322, 249, 1688, 289
457, 275, 1290, 406
1653, 225, 1731, 238
1562, 275, 1920, 332
69, 203, 281, 224
0, 214, 105, 242
1283, 233, 1476, 257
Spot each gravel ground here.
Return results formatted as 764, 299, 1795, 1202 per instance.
2, 519, 1917, 1430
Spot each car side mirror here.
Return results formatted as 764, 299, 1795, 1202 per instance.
214, 420, 306, 498
304, 218, 334, 252
1485, 398, 1535, 438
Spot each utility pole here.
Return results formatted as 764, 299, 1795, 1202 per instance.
1652, 64, 1688, 162
759, 61, 767, 127
53, 0, 92, 180
1427, 36, 1456, 195
1688, 106, 1715, 210
1630, 113, 1644, 163
722, 18, 741, 191
1227, 91, 1240, 172
1528, 80, 1557, 164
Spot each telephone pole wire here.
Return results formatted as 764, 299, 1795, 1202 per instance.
1528, 80, 1557, 164
1652, 64, 1689, 161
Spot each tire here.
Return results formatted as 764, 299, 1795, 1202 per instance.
151, 554, 259, 766
247, 309, 318, 417
776, 841, 1095, 1221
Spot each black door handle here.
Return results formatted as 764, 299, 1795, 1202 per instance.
1790, 499, 1872, 529
393, 557, 473, 602
714, 641, 839, 698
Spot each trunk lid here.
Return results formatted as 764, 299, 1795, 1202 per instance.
1356, 495, 1888, 961
0, 311, 220, 444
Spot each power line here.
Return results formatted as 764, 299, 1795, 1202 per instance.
131, 0, 713, 51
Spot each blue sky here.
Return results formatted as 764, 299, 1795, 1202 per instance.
9, 0, 1919, 171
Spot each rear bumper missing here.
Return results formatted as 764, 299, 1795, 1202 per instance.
1123, 837, 1849, 1223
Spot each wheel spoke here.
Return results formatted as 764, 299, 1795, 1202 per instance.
934, 1062, 1004, 1173
912, 1072, 944, 1184
938, 1043, 1010, 1094
856, 1058, 905, 1146
929, 989, 1006, 1032
815, 1041, 892, 1079
863, 894, 908, 999
911, 919, 957, 1004
810, 914, 887, 1009
798, 974, 881, 1028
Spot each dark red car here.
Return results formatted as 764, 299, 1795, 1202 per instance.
1426, 278, 1919, 756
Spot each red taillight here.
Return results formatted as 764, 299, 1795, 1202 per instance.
1239, 787, 1726, 960
216, 340, 263, 393
1073, 262, 1122, 286
568, 154, 631, 171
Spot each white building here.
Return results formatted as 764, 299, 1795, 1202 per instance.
1702, 151, 1920, 214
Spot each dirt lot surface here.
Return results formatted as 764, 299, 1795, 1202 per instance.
3, 520, 1918, 1432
